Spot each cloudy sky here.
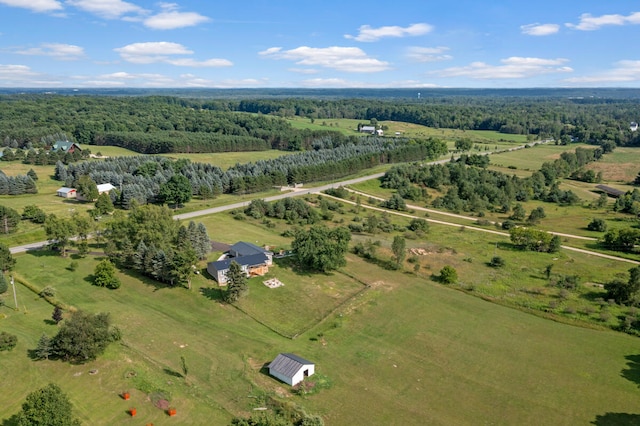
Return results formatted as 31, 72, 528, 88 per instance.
1, 0, 639, 88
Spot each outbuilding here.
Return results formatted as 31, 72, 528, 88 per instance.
56, 187, 77, 198
268, 353, 315, 386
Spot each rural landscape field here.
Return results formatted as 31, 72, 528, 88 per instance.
1, 90, 640, 426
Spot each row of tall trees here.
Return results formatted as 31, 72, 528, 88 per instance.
55, 137, 447, 208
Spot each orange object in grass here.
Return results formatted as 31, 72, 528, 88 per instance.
168, 408, 177, 416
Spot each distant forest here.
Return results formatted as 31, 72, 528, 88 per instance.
1, 91, 639, 154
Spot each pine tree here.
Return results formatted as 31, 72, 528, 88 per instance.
34, 333, 52, 360
52, 306, 63, 324
224, 261, 247, 303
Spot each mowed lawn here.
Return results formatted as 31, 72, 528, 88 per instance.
3, 213, 640, 425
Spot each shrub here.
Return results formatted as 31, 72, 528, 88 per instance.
489, 256, 506, 268
587, 218, 607, 232
439, 265, 458, 284
0, 331, 18, 351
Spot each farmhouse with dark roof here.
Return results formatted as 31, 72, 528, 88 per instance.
207, 242, 273, 284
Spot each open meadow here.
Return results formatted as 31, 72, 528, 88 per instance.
2, 210, 640, 425
285, 116, 529, 146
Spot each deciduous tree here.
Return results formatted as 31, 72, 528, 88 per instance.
52, 310, 113, 362
0, 205, 20, 234
391, 235, 406, 268
93, 259, 121, 289
160, 174, 192, 207
16, 383, 81, 426
292, 226, 351, 273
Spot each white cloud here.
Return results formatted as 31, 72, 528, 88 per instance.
144, 3, 209, 29
15, 43, 85, 60
300, 78, 442, 88
289, 68, 319, 75
406, 46, 452, 63
0, 64, 39, 80
0, 64, 63, 86
566, 12, 640, 31
66, 0, 145, 19
563, 60, 640, 84
167, 58, 232, 67
259, 46, 390, 73
345, 23, 433, 42
432, 57, 572, 79
114, 42, 232, 67
521, 23, 560, 36
0, 0, 62, 12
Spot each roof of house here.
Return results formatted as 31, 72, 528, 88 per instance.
595, 184, 626, 197
230, 241, 270, 257
57, 187, 76, 194
97, 183, 116, 193
268, 353, 314, 378
360, 126, 375, 132
53, 140, 82, 152
209, 253, 269, 272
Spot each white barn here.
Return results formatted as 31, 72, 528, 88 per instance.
268, 353, 315, 386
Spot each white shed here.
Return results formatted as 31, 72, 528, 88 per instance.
268, 353, 315, 386
56, 187, 77, 198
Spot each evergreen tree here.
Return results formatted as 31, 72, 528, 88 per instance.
224, 261, 248, 303
0, 273, 7, 294
0, 242, 16, 272
34, 333, 53, 360
52, 306, 63, 324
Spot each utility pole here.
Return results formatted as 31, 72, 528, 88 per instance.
10, 275, 18, 311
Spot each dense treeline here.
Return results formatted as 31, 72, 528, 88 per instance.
57, 137, 447, 207
0, 95, 358, 153
2, 95, 639, 154
95, 131, 270, 154
380, 146, 602, 214
225, 98, 640, 144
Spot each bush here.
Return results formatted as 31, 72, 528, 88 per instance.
489, 256, 506, 268
0, 331, 18, 351
501, 220, 516, 230
439, 265, 458, 284
587, 218, 607, 232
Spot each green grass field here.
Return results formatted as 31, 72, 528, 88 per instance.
3, 210, 640, 425
285, 116, 529, 145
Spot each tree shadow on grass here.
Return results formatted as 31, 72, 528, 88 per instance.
580, 290, 607, 303
592, 413, 640, 425
163, 367, 183, 379
117, 267, 171, 292
200, 286, 224, 302
1, 414, 19, 426
24, 249, 59, 258
621, 354, 640, 389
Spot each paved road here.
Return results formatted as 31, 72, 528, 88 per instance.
5, 138, 553, 254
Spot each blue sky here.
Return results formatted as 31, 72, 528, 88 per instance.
1, 0, 639, 88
